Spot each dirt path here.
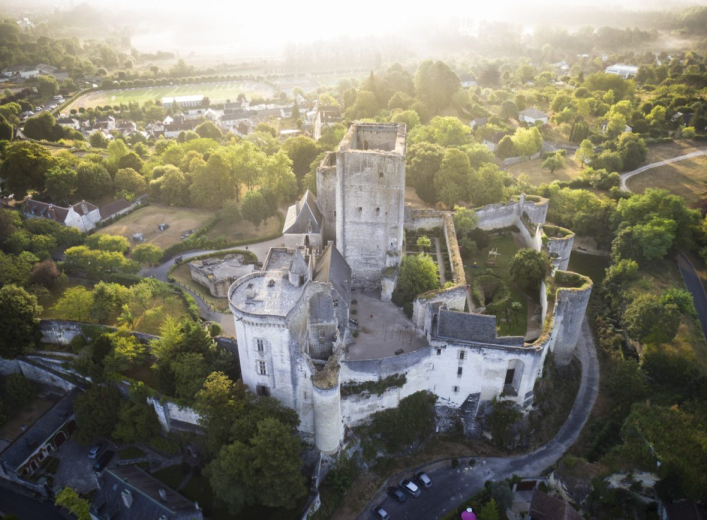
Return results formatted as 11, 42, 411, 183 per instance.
620, 148, 707, 191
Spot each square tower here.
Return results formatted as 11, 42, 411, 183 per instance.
334, 123, 406, 288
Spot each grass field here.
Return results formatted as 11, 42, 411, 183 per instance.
626, 154, 707, 204
506, 155, 585, 186
202, 213, 281, 244
646, 140, 705, 163
66, 80, 276, 110
101, 204, 216, 251
464, 234, 529, 337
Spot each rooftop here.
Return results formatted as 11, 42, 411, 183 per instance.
520, 107, 548, 119
229, 269, 304, 318
283, 189, 323, 235
189, 254, 255, 282
91, 465, 202, 520
339, 122, 406, 154
434, 309, 525, 347
345, 291, 428, 361
529, 491, 583, 520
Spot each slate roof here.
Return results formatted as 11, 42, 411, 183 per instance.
99, 198, 131, 220
24, 199, 69, 223
1, 387, 80, 471
283, 189, 323, 235
435, 309, 498, 343
520, 107, 548, 119
484, 131, 508, 145
71, 200, 98, 216
314, 243, 351, 306
91, 465, 203, 520
290, 248, 308, 276
529, 491, 583, 520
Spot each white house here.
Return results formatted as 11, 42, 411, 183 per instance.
56, 117, 80, 130
16, 18, 34, 31
605, 64, 639, 79
2, 65, 39, 79
519, 107, 549, 125
24, 199, 101, 233
161, 95, 205, 109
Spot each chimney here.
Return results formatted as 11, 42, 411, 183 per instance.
159, 488, 167, 501
121, 489, 133, 508
81, 201, 88, 214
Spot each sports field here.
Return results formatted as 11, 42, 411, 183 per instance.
66, 80, 276, 110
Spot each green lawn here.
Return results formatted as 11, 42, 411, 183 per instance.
67, 80, 276, 110
464, 234, 529, 337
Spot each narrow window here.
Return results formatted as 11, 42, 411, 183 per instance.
376, 207, 380, 215
257, 361, 267, 375
256, 339, 264, 352
358, 207, 362, 212
457, 367, 463, 377
379, 171, 384, 178
459, 351, 465, 360
453, 386, 459, 393
319, 329, 326, 339
436, 348, 442, 355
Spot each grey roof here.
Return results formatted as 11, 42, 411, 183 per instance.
1, 387, 80, 471
520, 107, 548, 119
283, 189, 323, 235
314, 243, 351, 306
91, 465, 203, 520
99, 198, 131, 220
71, 200, 98, 216
529, 491, 583, 520
290, 248, 308, 276
308, 291, 336, 323
24, 199, 69, 223
436, 309, 498, 343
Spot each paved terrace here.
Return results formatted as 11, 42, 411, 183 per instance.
345, 291, 428, 361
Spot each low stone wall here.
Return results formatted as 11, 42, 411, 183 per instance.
147, 397, 201, 433
404, 208, 445, 231
502, 151, 542, 166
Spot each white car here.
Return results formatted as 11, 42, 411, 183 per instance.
415, 471, 432, 488
399, 479, 421, 497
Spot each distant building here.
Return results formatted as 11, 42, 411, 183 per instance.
16, 17, 35, 31
56, 117, 80, 130
35, 63, 58, 75
189, 254, 256, 298
2, 65, 39, 79
283, 189, 324, 249
280, 128, 302, 140
605, 64, 638, 79
91, 465, 204, 520
519, 107, 549, 125
94, 116, 116, 131
161, 95, 205, 109
313, 105, 342, 141
529, 490, 583, 520
469, 117, 488, 130
482, 131, 509, 152
23, 199, 100, 232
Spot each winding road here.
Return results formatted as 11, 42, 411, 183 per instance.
619, 148, 707, 191
355, 318, 599, 520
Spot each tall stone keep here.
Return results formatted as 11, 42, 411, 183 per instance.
334, 123, 407, 288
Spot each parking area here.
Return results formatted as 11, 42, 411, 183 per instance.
53, 439, 117, 493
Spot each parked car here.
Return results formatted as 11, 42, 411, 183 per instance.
93, 450, 115, 472
400, 479, 421, 497
414, 471, 432, 488
386, 487, 407, 503
88, 442, 104, 459
372, 505, 391, 519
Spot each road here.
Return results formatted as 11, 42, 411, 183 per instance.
677, 253, 707, 341
0, 485, 65, 520
619, 148, 707, 191
355, 318, 599, 520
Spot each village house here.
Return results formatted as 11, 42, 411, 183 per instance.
2, 65, 39, 79
519, 107, 549, 125
56, 117, 80, 130
24, 199, 101, 233
605, 64, 639, 79
483, 131, 510, 152
161, 95, 205, 109
313, 105, 342, 140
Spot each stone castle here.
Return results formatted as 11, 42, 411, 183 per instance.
229, 123, 592, 454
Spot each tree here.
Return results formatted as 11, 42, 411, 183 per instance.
495, 136, 516, 160
395, 253, 440, 304
500, 99, 519, 120
241, 190, 270, 229
623, 294, 680, 344
206, 418, 306, 514
542, 153, 565, 173
171, 352, 210, 399
463, 142, 496, 169
114, 167, 147, 195
509, 249, 548, 291
132, 243, 163, 265
511, 126, 543, 158
117, 151, 144, 172
221, 199, 242, 224
195, 121, 222, 140
55, 487, 91, 520
45, 166, 77, 203
617, 133, 648, 171
190, 154, 235, 208
454, 206, 478, 236
407, 142, 445, 204
592, 150, 623, 173
435, 148, 471, 207
3, 373, 37, 414
23, 112, 63, 141
391, 109, 420, 129
76, 161, 112, 199
429, 116, 471, 147
29, 259, 61, 289
283, 136, 319, 184
85, 233, 130, 253
416, 236, 432, 250
262, 150, 298, 202
0, 113, 13, 141
112, 400, 160, 444
414, 60, 461, 113
0, 141, 54, 197
474, 164, 507, 207
90, 282, 130, 323
36, 75, 59, 97
0, 285, 42, 359
89, 132, 108, 149
159, 166, 189, 206
575, 139, 595, 164
477, 499, 500, 520
74, 385, 122, 444
606, 113, 628, 139
368, 391, 437, 452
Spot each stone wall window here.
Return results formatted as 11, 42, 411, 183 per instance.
459, 351, 465, 360
436, 348, 442, 355
256, 339, 264, 352
257, 361, 267, 375
457, 367, 463, 377
256, 384, 270, 396
453, 385, 459, 393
